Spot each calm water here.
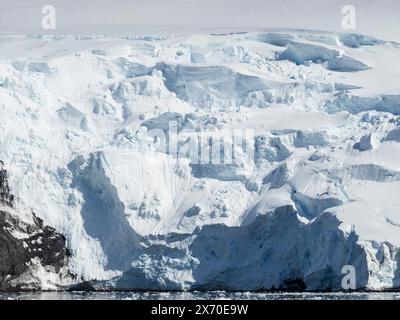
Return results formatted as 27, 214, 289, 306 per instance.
1, 291, 400, 300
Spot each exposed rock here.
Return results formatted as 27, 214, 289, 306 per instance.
0, 210, 71, 290
0, 161, 72, 291
0, 161, 14, 206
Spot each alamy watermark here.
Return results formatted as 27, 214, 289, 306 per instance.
41, 5, 56, 30
341, 265, 356, 290
39, 4, 357, 32
341, 5, 357, 30
141, 121, 255, 171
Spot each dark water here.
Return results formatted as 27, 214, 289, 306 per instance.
1, 291, 400, 300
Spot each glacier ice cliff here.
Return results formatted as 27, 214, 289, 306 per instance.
1, 30, 400, 291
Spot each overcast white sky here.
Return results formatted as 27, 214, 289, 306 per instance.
0, 0, 399, 41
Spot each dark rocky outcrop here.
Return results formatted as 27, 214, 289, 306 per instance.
0, 211, 71, 290
0, 161, 14, 206
0, 161, 71, 290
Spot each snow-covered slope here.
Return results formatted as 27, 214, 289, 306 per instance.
1, 30, 400, 291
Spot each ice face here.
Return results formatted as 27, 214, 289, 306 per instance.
0, 30, 400, 291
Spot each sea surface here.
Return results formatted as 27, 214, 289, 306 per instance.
1, 291, 400, 300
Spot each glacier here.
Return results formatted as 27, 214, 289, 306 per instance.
1, 30, 400, 291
